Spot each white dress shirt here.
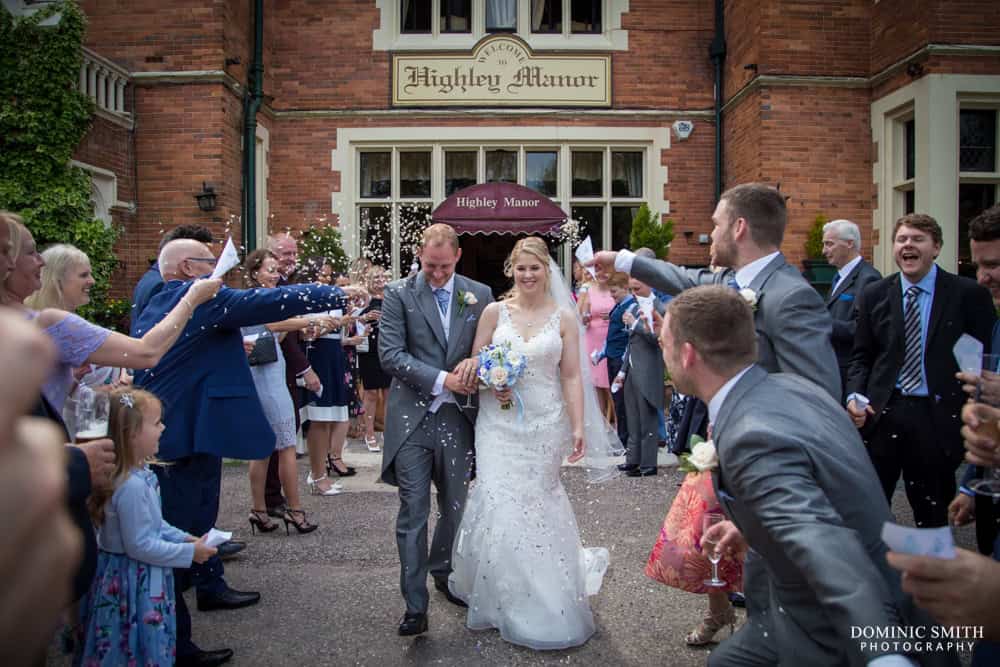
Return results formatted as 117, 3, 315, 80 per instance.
614, 249, 781, 291
707, 365, 754, 426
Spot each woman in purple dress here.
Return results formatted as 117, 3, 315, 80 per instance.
1, 216, 220, 415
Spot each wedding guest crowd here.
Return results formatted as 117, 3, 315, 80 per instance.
4, 190, 1000, 665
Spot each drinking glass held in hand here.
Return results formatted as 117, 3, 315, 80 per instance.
73, 390, 110, 443
702, 512, 727, 588
968, 354, 1000, 498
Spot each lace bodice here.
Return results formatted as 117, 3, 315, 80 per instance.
486, 302, 564, 426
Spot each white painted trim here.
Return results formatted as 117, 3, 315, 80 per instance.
373, 0, 629, 52
871, 74, 1000, 275
255, 124, 271, 249
330, 124, 670, 271
71, 160, 122, 227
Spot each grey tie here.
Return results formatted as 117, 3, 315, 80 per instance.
899, 286, 923, 394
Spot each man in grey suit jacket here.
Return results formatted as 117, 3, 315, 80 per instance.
378, 224, 493, 636
822, 219, 882, 396
661, 286, 957, 667
590, 182, 841, 401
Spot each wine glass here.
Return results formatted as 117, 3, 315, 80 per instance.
969, 354, 1000, 498
702, 511, 727, 588
74, 390, 110, 443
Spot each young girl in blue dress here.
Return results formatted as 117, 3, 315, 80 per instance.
78, 389, 216, 666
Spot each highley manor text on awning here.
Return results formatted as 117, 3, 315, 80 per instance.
455, 196, 542, 209
403, 66, 601, 95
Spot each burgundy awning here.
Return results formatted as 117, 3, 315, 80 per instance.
431, 183, 567, 236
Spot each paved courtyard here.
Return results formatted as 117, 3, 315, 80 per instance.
50, 439, 976, 666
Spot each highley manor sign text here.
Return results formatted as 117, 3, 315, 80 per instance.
392, 35, 611, 108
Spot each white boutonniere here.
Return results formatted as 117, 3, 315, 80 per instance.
457, 289, 478, 315
679, 435, 719, 473
738, 288, 759, 311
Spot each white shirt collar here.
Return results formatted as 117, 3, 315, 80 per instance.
734, 251, 781, 289
838, 255, 863, 282
707, 365, 754, 426
430, 274, 456, 295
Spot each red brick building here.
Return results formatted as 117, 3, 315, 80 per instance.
32, 0, 1000, 295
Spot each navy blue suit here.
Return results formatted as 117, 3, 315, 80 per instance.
132, 279, 345, 656
131, 262, 164, 325
605, 295, 636, 445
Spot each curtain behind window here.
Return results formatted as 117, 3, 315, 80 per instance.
486, 0, 517, 30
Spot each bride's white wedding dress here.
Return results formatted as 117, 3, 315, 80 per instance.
448, 303, 609, 650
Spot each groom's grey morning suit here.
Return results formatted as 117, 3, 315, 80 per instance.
709, 366, 957, 667
378, 271, 493, 614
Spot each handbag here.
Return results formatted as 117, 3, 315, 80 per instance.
247, 332, 278, 366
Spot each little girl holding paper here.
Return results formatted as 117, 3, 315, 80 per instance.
77, 388, 216, 665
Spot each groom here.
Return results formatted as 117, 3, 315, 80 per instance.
378, 223, 493, 636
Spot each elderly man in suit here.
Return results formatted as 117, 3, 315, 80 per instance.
847, 214, 994, 529
662, 286, 957, 667
822, 219, 882, 396
379, 224, 493, 637
133, 239, 358, 667
589, 182, 841, 401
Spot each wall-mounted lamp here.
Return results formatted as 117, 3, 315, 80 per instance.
195, 182, 217, 212
906, 62, 924, 78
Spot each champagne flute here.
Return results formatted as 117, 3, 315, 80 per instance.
702, 511, 727, 588
74, 390, 110, 443
969, 354, 1000, 498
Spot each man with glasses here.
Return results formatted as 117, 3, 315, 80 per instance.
133, 238, 362, 667
132, 224, 214, 321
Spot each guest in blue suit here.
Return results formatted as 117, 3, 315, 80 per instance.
132, 239, 359, 667
131, 224, 214, 325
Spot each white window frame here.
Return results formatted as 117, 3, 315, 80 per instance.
871, 74, 1000, 275
331, 126, 668, 276
373, 0, 629, 51
70, 160, 130, 227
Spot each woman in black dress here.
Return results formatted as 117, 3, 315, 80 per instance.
358, 266, 391, 452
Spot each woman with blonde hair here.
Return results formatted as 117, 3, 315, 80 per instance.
2, 213, 220, 414
448, 236, 620, 650
25, 243, 95, 312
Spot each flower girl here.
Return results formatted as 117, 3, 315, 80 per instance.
78, 389, 216, 665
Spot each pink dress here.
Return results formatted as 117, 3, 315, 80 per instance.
583, 285, 614, 389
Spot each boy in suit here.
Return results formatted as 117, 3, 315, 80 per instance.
593, 271, 635, 446
614, 277, 666, 476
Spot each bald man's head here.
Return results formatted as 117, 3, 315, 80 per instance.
159, 239, 216, 281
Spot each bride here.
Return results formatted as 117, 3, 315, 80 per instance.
448, 236, 619, 650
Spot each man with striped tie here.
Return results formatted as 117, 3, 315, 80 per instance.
847, 213, 994, 528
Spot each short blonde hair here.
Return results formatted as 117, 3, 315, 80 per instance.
606, 271, 630, 289
421, 223, 460, 251
1, 212, 29, 264
25, 244, 90, 311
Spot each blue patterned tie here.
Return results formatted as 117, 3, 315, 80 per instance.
727, 277, 740, 291
434, 287, 449, 315
899, 286, 923, 394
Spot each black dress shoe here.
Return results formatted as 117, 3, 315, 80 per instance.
729, 591, 746, 608
617, 463, 639, 472
196, 588, 261, 611
626, 467, 658, 477
398, 612, 428, 636
216, 540, 246, 560
176, 648, 234, 667
434, 577, 468, 608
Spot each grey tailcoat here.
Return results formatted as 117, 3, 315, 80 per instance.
377, 271, 493, 485
631, 253, 842, 401
709, 365, 957, 667
623, 299, 667, 409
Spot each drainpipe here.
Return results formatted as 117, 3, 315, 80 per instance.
242, 0, 264, 252
709, 0, 727, 202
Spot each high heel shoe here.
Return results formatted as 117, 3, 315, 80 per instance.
685, 605, 737, 646
327, 455, 357, 477
365, 436, 381, 452
282, 508, 318, 534
248, 509, 278, 535
307, 472, 343, 496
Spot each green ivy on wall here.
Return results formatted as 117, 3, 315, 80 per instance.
0, 1, 123, 327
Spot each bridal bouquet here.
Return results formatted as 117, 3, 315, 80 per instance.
476, 342, 528, 412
